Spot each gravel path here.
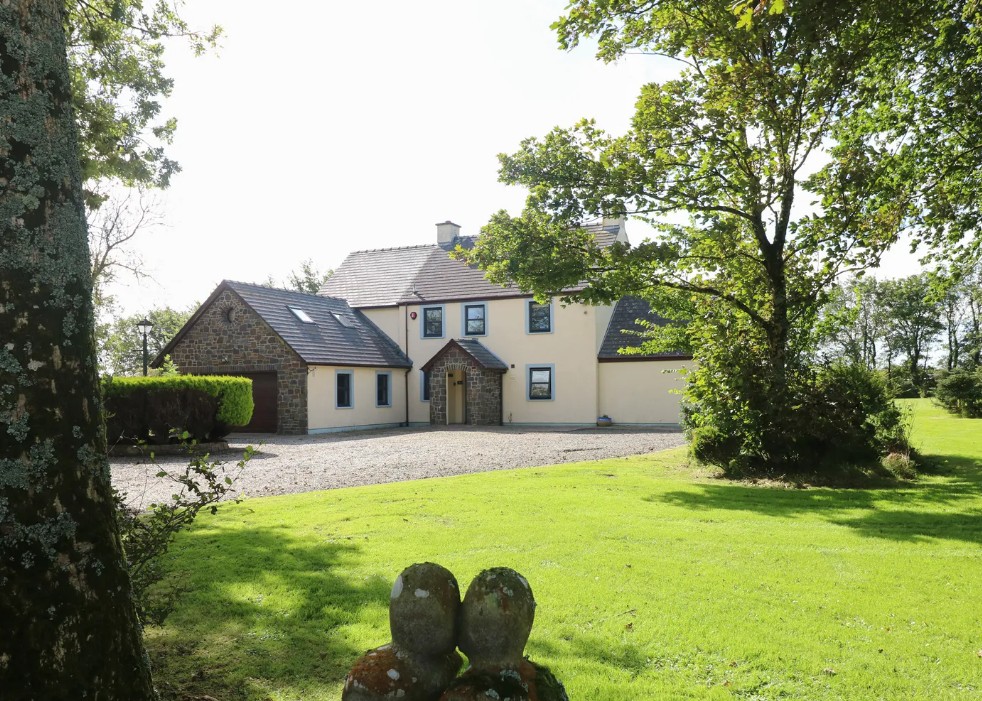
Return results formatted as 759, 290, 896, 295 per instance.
111, 425, 686, 508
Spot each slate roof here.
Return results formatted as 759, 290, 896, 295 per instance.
420, 338, 508, 373
320, 219, 627, 309
599, 296, 691, 361
157, 280, 412, 368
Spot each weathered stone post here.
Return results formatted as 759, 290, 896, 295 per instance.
343, 562, 463, 700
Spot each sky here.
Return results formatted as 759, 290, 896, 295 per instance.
105, 0, 918, 317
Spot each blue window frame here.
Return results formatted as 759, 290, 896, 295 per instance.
421, 305, 444, 338
463, 303, 487, 336
526, 364, 555, 401
526, 300, 552, 334
420, 370, 431, 402
336, 371, 353, 409
376, 372, 392, 407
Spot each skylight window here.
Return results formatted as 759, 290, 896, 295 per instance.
288, 306, 314, 324
332, 312, 356, 328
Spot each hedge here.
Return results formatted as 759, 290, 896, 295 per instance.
102, 375, 254, 444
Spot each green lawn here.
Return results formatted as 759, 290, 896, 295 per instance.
147, 400, 982, 700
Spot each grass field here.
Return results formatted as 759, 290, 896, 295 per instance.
146, 400, 982, 700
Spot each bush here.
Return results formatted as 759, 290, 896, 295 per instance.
114, 441, 253, 624
103, 375, 254, 444
934, 369, 982, 417
684, 359, 912, 478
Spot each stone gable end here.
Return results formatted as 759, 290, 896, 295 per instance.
166, 289, 308, 433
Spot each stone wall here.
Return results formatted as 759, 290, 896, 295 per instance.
428, 346, 503, 426
166, 289, 308, 434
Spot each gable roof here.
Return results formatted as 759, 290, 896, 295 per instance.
320, 219, 628, 309
156, 280, 412, 369
599, 296, 691, 361
420, 338, 508, 373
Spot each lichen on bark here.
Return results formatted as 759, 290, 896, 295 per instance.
0, 1, 156, 698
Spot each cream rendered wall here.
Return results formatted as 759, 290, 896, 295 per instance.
360, 306, 402, 345
594, 301, 615, 351
307, 365, 407, 432
598, 359, 691, 425
392, 298, 603, 425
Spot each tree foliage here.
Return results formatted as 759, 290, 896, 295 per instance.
286, 258, 334, 294
462, 0, 941, 472
100, 305, 193, 376
66, 0, 221, 200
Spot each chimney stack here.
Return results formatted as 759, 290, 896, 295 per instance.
436, 220, 461, 249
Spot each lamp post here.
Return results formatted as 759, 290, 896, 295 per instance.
136, 317, 153, 376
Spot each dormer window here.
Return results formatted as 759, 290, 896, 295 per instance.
289, 306, 314, 324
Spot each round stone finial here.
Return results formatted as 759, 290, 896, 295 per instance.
458, 567, 536, 669
389, 562, 461, 656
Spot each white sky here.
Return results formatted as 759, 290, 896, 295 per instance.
105, 0, 918, 316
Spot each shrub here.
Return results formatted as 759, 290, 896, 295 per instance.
103, 375, 254, 444
114, 441, 253, 624
934, 369, 982, 417
684, 359, 913, 478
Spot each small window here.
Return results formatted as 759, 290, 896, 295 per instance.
528, 366, 553, 400
376, 372, 391, 407
289, 306, 314, 324
464, 303, 486, 336
422, 306, 443, 338
527, 300, 551, 334
336, 371, 353, 408
332, 311, 356, 328
421, 370, 431, 402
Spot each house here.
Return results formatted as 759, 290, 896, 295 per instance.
157, 220, 690, 434
155, 280, 412, 433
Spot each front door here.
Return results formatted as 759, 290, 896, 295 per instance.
447, 370, 466, 425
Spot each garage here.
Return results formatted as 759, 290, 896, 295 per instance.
234, 372, 278, 432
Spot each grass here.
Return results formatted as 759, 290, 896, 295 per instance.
146, 399, 982, 700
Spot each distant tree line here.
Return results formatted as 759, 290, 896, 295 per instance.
820, 265, 982, 397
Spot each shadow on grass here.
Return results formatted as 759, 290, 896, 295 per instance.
649, 453, 982, 545
148, 524, 389, 700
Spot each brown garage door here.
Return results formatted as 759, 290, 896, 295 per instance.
234, 372, 278, 432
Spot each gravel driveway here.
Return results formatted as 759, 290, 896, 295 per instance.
111, 425, 686, 508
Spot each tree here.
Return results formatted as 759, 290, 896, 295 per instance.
263, 259, 334, 294
88, 183, 162, 301
286, 258, 334, 294
100, 306, 194, 376
462, 0, 928, 472
66, 0, 221, 198
1, 0, 155, 697
879, 275, 943, 395
819, 277, 886, 371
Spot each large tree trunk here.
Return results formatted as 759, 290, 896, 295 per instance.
0, 2, 156, 698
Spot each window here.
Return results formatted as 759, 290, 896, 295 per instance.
332, 311, 355, 328
420, 370, 431, 402
422, 306, 444, 338
336, 371, 353, 408
527, 365, 554, 401
463, 303, 486, 336
289, 306, 314, 324
527, 300, 552, 334
376, 372, 391, 407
